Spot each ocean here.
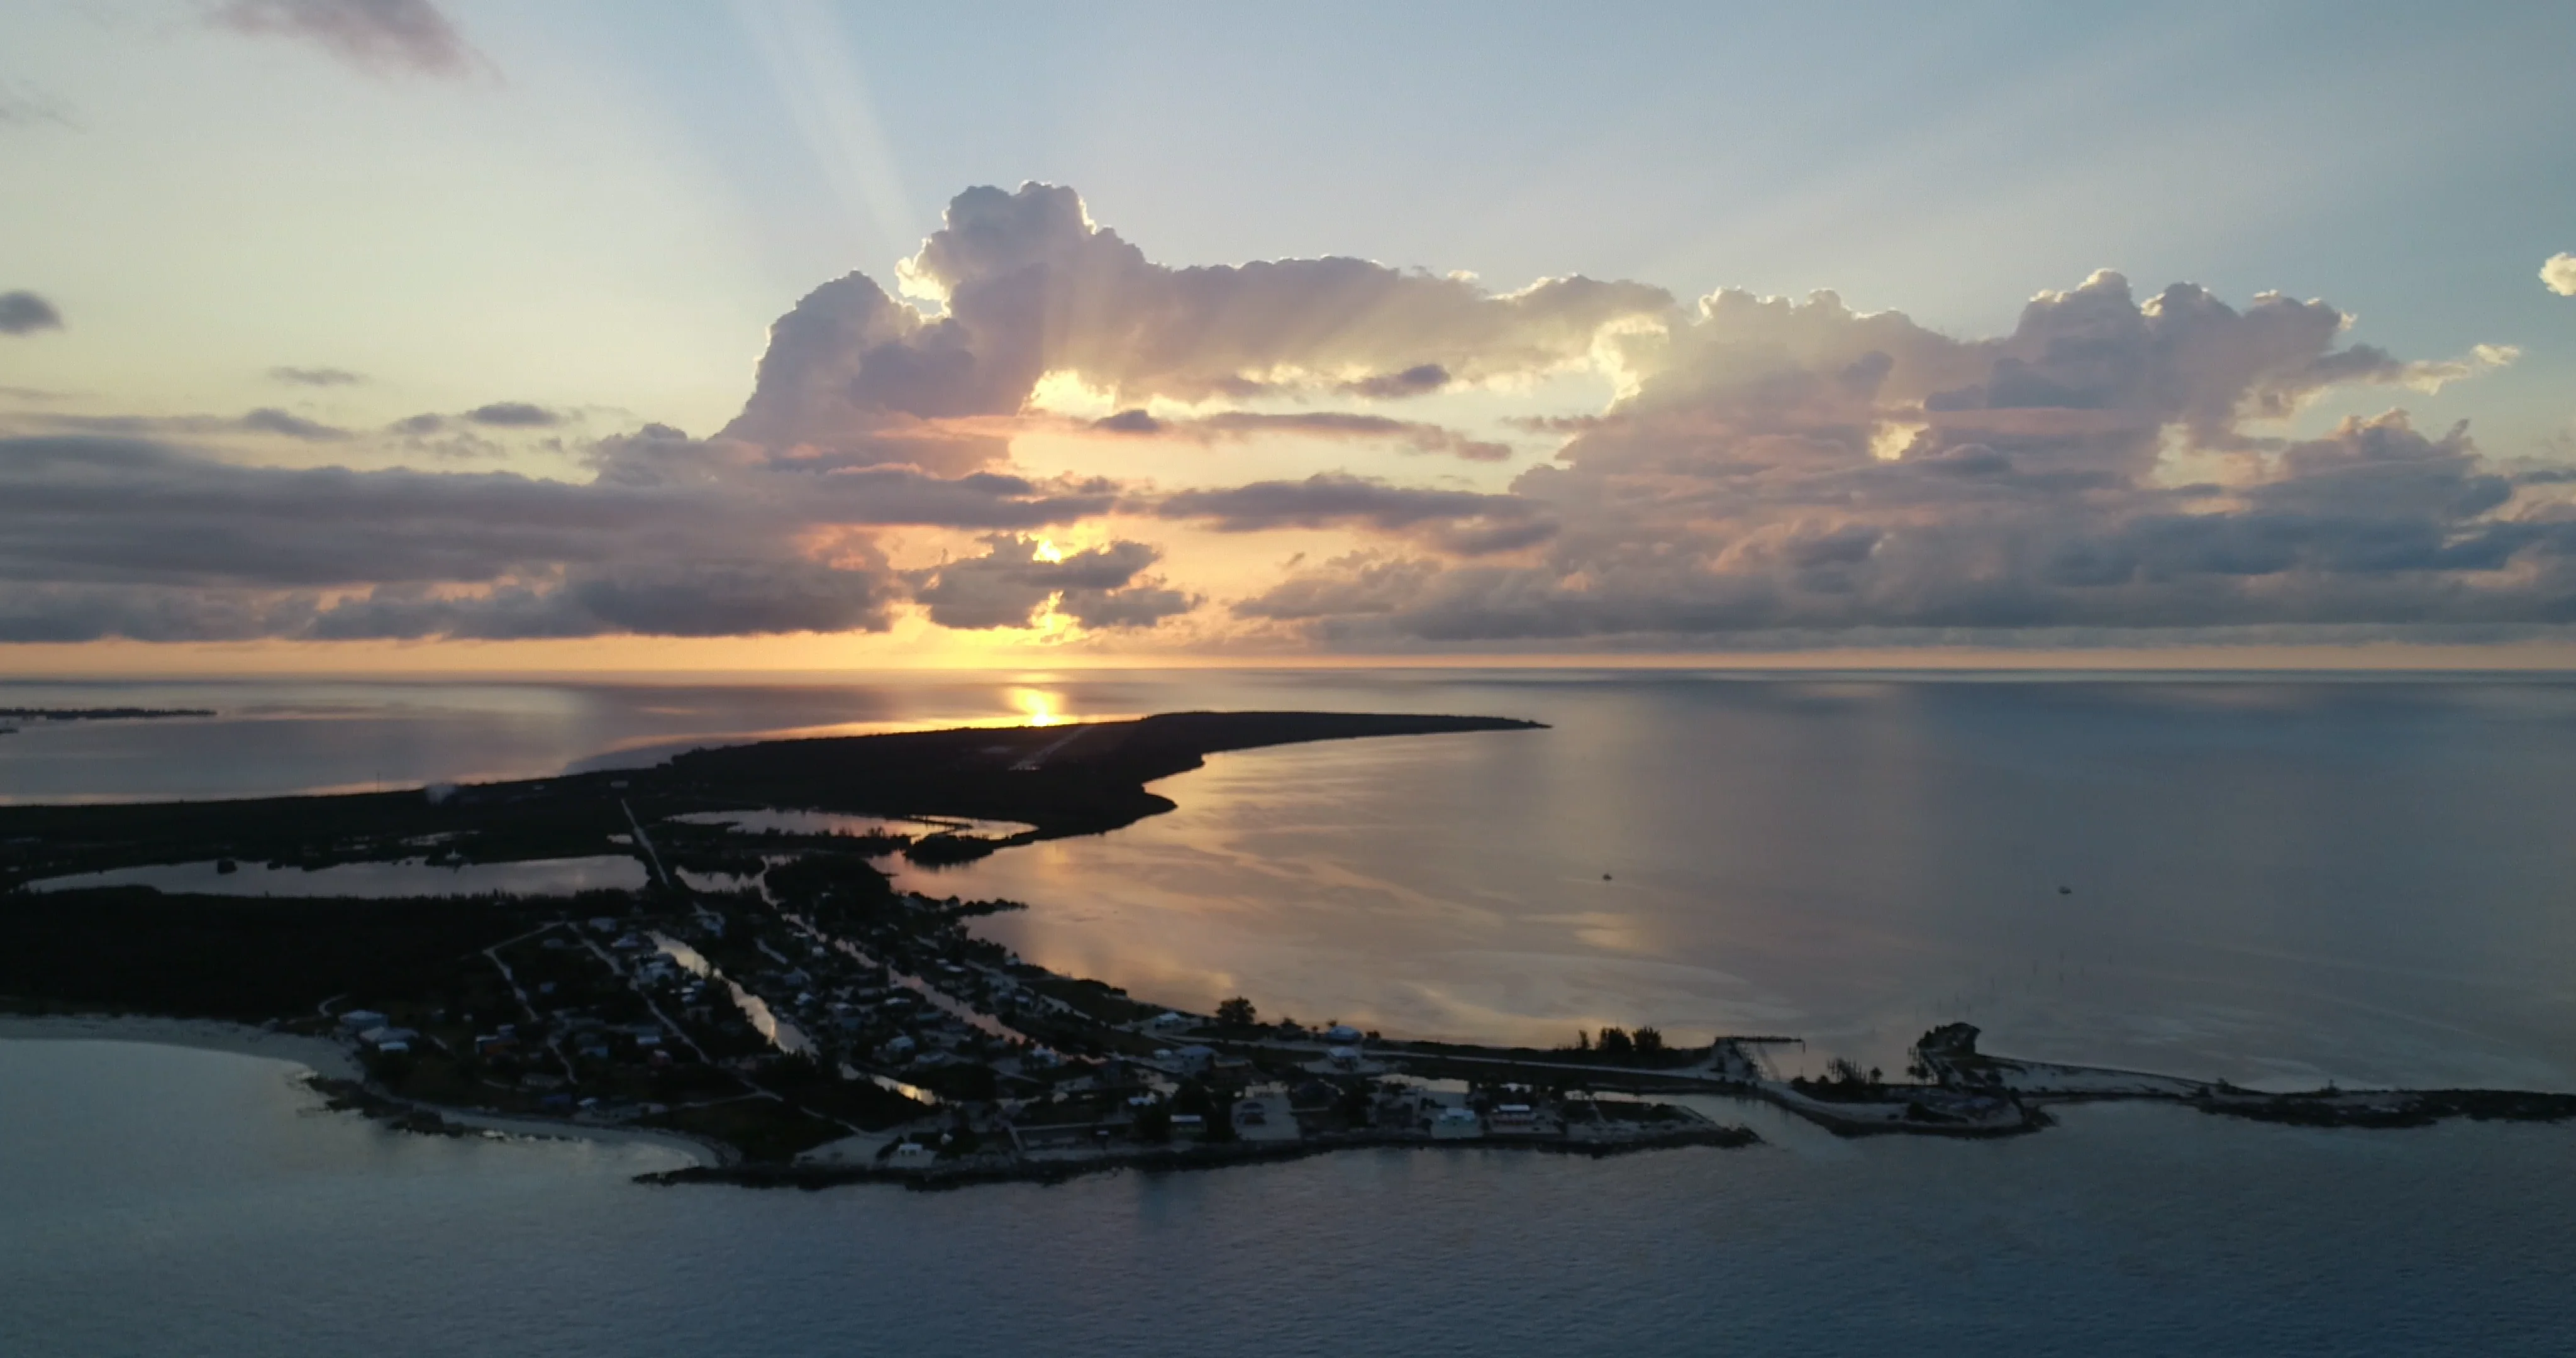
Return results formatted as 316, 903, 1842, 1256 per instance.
4, 670, 2573, 1352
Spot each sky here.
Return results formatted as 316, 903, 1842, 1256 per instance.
4, 0, 2576, 673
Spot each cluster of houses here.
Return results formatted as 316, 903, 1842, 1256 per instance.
320, 858, 1709, 1166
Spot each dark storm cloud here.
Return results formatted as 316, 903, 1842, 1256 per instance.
0, 291, 64, 336
211, 0, 475, 79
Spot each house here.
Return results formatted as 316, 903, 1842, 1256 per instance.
1171, 1045, 1216, 1074
1150, 1012, 1194, 1029
1490, 1103, 1538, 1131
1324, 1024, 1365, 1044
1431, 1106, 1484, 1139
336, 1009, 389, 1032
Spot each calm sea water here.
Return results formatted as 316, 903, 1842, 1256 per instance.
11, 670, 2570, 1087
3, 1039, 2572, 1357
6, 670, 2574, 1354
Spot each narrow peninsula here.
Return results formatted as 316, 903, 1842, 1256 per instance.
3, 710, 2567, 1187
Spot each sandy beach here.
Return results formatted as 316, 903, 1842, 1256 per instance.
0, 1012, 364, 1079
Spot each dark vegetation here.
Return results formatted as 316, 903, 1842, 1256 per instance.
0, 886, 559, 1022
2195, 1088, 2576, 1129
1790, 1057, 1890, 1102
662, 710, 1545, 837
0, 707, 214, 721
0, 710, 1543, 891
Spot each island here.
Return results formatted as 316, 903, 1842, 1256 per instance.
0, 705, 214, 735
3, 710, 2568, 1188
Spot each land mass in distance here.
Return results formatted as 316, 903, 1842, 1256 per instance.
0, 706, 214, 735
3, 710, 2568, 1185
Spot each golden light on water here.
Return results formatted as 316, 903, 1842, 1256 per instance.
1009, 686, 1067, 726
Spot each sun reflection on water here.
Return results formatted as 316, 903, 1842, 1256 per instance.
1009, 686, 1067, 726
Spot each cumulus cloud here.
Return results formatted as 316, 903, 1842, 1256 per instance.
5, 184, 2560, 652
269, 365, 365, 386
908, 534, 1196, 631
0, 291, 63, 336
211, 0, 475, 78
1235, 272, 2568, 644
2545, 253, 2576, 298
719, 182, 1665, 473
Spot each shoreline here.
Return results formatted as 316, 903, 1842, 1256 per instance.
645, 1122, 1762, 1192
0, 1012, 364, 1079
0, 1013, 724, 1169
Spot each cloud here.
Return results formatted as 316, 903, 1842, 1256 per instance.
907, 534, 1196, 631
269, 366, 365, 386
1236, 273, 2567, 644
4, 184, 2560, 653
1154, 473, 1555, 555
378, 401, 572, 452
719, 182, 1667, 473
0, 82, 77, 130
0, 291, 63, 336
211, 0, 475, 79
2545, 253, 2576, 298
240, 407, 350, 441
464, 400, 562, 428
0, 429, 1130, 643
1339, 364, 1452, 399
4, 408, 368, 443
1092, 409, 1512, 461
